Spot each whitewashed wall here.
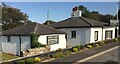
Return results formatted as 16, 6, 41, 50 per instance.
90, 27, 102, 43
59, 27, 116, 47
2, 36, 20, 55
1, 36, 31, 55
21, 36, 31, 51
60, 28, 91, 47
38, 34, 66, 51
103, 27, 115, 40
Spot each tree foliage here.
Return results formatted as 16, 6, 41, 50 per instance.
78, 5, 115, 23
31, 32, 45, 48
2, 3, 31, 31
43, 20, 56, 25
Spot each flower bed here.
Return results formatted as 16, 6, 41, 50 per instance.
15, 38, 120, 63
21, 45, 50, 57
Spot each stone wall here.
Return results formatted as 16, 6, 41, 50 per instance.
22, 46, 50, 57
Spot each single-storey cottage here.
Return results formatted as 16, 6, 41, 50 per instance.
0, 23, 66, 56
50, 7, 117, 47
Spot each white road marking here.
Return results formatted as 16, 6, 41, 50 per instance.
74, 46, 119, 63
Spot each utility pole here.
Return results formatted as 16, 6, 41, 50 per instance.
47, 11, 49, 25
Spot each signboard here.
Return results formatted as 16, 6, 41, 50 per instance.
47, 35, 59, 45
110, 20, 119, 26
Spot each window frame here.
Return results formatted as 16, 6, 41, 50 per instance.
71, 30, 76, 39
94, 31, 98, 41
105, 30, 113, 39
6, 36, 11, 42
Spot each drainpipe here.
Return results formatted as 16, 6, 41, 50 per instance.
102, 27, 103, 41
19, 36, 22, 57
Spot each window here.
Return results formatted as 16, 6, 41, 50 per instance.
105, 30, 113, 39
71, 31, 76, 38
65, 34, 67, 41
7, 36, 11, 42
47, 35, 59, 45
94, 31, 98, 41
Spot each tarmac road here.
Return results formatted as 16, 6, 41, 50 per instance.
83, 46, 119, 62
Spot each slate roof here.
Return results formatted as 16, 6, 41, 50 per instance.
50, 17, 105, 28
2, 23, 66, 36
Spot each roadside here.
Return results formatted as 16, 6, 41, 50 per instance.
49, 43, 119, 63
74, 45, 119, 64
2, 39, 120, 64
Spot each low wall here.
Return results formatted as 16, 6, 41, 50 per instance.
22, 46, 50, 57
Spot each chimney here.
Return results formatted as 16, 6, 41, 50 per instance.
71, 6, 82, 17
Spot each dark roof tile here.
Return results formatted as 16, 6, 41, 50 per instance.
2, 23, 66, 36
50, 17, 104, 28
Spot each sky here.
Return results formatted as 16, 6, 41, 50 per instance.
4, 2, 118, 23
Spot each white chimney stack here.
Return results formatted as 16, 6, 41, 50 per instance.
71, 6, 82, 17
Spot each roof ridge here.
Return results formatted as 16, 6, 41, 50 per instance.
42, 24, 66, 34
80, 17, 92, 26
2, 24, 28, 33
34, 23, 39, 33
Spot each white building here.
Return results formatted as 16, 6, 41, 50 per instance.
50, 7, 117, 47
0, 23, 66, 56
118, 1, 120, 35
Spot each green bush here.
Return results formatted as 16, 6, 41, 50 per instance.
64, 50, 71, 56
25, 58, 34, 64
16, 60, 25, 64
86, 44, 93, 49
34, 57, 41, 63
104, 39, 112, 44
95, 44, 100, 48
52, 52, 65, 58
56, 48, 63, 52
72, 48, 78, 52
118, 38, 120, 41
112, 38, 118, 43
75, 45, 83, 50
100, 41, 105, 46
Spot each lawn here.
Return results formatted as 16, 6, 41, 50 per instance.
0, 52, 19, 62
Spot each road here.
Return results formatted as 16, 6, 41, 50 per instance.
75, 45, 119, 63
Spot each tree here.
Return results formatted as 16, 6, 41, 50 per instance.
78, 5, 115, 23
2, 3, 31, 31
43, 20, 56, 25
100, 14, 114, 23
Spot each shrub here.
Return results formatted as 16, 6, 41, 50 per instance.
72, 48, 78, 52
25, 58, 34, 64
105, 39, 113, 44
34, 57, 41, 63
75, 45, 83, 50
112, 38, 118, 43
16, 60, 25, 64
118, 38, 120, 41
64, 50, 71, 56
52, 52, 65, 58
100, 41, 105, 46
56, 48, 63, 52
86, 44, 93, 49
95, 44, 100, 48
